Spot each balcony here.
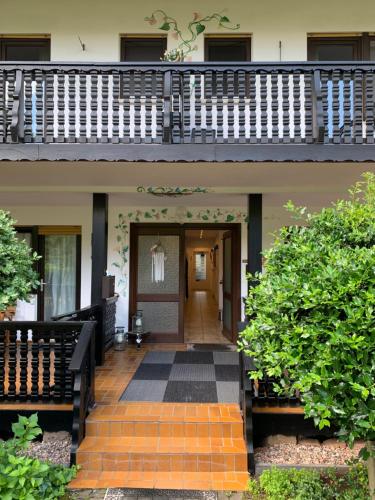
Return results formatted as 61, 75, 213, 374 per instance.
1, 61, 375, 162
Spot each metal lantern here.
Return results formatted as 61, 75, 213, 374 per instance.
114, 326, 127, 351
132, 310, 144, 334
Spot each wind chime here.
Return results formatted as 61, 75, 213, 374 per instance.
150, 238, 167, 283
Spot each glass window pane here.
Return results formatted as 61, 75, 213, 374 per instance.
195, 253, 207, 281
137, 302, 179, 333
137, 235, 180, 294
44, 235, 77, 319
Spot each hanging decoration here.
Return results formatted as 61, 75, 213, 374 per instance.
150, 240, 166, 283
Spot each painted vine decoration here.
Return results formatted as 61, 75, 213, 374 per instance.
145, 10, 240, 61
136, 186, 209, 197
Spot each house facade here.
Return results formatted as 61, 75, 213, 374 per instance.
2, 0, 375, 342
0, 1, 375, 490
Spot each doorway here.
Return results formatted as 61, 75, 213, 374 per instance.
15, 226, 81, 320
129, 223, 241, 344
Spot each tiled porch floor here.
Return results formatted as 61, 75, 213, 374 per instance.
184, 292, 228, 344
70, 345, 249, 491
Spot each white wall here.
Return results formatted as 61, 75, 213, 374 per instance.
1, 0, 375, 61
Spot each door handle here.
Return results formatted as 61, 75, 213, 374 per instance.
40, 281, 47, 292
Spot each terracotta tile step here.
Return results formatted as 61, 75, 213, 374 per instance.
88, 403, 242, 422
68, 470, 249, 491
77, 436, 247, 454
76, 450, 247, 473
86, 419, 244, 439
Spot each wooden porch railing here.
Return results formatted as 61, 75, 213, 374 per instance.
1, 61, 375, 146
52, 296, 118, 366
0, 320, 96, 464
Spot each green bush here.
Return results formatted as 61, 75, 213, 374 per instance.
248, 464, 369, 500
239, 173, 375, 448
0, 414, 77, 500
0, 210, 40, 310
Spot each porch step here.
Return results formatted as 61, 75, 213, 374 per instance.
71, 403, 249, 491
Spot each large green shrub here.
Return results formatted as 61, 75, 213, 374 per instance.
0, 210, 39, 310
0, 414, 77, 500
239, 173, 375, 492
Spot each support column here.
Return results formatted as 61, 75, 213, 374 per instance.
91, 193, 108, 305
247, 194, 262, 290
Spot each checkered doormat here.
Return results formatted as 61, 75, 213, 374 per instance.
120, 351, 239, 403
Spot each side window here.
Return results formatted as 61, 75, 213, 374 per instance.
120, 37, 167, 61
307, 34, 375, 61
0, 38, 50, 61
205, 37, 251, 62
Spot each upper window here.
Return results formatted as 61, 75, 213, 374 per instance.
120, 37, 167, 62
308, 34, 375, 61
205, 37, 251, 62
0, 38, 50, 61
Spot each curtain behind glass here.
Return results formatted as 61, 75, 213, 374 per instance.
44, 235, 76, 319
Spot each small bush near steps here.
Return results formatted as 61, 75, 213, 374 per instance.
247, 463, 369, 500
0, 413, 77, 500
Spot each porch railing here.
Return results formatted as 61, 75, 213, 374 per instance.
0, 321, 96, 464
1, 61, 375, 145
52, 296, 118, 366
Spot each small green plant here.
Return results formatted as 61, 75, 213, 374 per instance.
0, 413, 77, 500
145, 10, 240, 61
247, 464, 370, 500
0, 210, 39, 311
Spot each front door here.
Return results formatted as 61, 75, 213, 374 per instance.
222, 231, 234, 341
15, 226, 81, 320
130, 224, 184, 343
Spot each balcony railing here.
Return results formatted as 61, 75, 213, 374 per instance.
1, 61, 375, 146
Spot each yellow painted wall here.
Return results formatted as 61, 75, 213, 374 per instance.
1, 0, 375, 61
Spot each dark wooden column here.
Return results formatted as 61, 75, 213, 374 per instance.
247, 194, 263, 289
91, 193, 108, 305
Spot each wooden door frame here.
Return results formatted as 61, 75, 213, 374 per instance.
129, 223, 185, 343
184, 223, 241, 343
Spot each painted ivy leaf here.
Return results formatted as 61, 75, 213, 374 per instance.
144, 212, 152, 218
161, 208, 168, 214
159, 22, 171, 31
195, 23, 205, 35
112, 262, 120, 268
116, 235, 121, 242
202, 215, 209, 221
220, 16, 230, 23
186, 211, 193, 218
226, 214, 235, 222
124, 246, 129, 252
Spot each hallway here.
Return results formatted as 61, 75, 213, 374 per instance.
184, 291, 229, 344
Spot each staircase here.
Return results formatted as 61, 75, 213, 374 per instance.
69, 402, 249, 491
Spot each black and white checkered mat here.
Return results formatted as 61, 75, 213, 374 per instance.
120, 351, 239, 403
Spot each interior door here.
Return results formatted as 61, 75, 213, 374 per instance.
192, 251, 210, 290
130, 225, 184, 342
222, 230, 233, 341
38, 227, 81, 320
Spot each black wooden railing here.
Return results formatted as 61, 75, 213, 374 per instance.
0, 320, 96, 464
1, 61, 375, 145
52, 296, 117, 366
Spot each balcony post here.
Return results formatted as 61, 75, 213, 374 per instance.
91, 193, 108, 306
10, 69, 24, 143
312, 69, 325, 143
163, 70, 172, 144
247, 194, 262, 291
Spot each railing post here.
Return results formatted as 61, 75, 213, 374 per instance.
10, 69, 24, 143
312, 69, 325, 143
163, 70, 172, 144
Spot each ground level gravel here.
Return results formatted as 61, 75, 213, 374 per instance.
25, 434, 71, 466
254, 443, 361, 465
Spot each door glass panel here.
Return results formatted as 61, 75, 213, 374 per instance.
137, 302, 179, 333
195, 253, 207, 281
223, 236, 232, 294
137, 235, 180, 294
14, 232, 37, 321
44, 235, 77, 319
